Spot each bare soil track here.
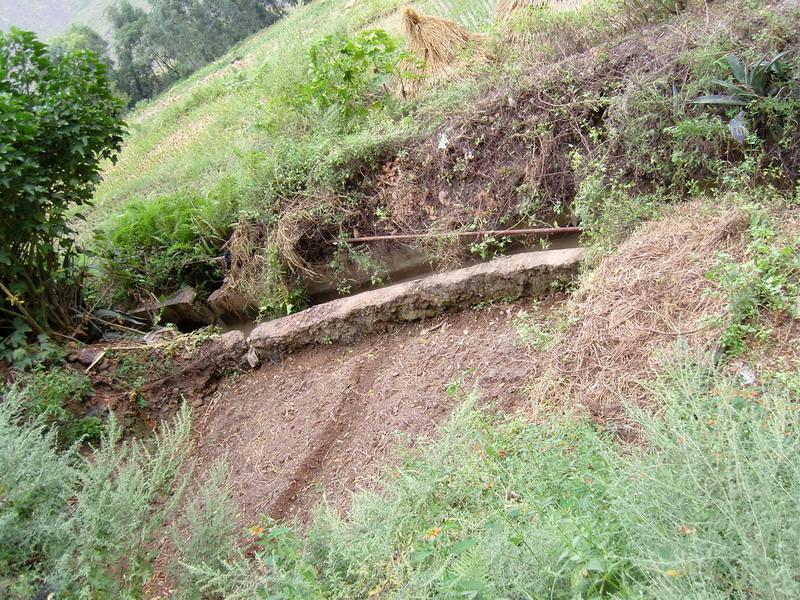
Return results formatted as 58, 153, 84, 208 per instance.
189, 297, 560, 523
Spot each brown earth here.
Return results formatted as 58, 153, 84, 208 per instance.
188, 296, 561, 524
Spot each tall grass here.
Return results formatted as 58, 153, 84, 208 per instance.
612, 355, 800, 597
93, 191, 235, 302
0, 397, 194, 598
428, 0, 497, 30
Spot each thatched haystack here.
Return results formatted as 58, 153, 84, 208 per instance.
398, 7, 486, 95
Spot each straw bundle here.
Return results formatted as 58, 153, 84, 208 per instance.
398, 6, 486, 94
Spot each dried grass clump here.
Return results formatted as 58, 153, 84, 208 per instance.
533, 201, 750, 428
497, 0, 591, 24
274, 196, 347, 275
222, 219, 269, 290
496, 0, 550, 23
399, 7, 486, 94
496, 0, 607, 49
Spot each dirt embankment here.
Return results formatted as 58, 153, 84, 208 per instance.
189, 298, 559, 523
185, 198, 796, 524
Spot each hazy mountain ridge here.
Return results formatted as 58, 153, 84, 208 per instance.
0, 0, 147, 39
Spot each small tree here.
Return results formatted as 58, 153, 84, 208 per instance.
108, 0, 160, 105
0, 29, 124, 341
49, 24, 113, 69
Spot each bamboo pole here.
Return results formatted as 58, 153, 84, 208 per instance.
344, 226, 582, 244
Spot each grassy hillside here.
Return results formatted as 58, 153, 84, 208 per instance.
88, 0, 800, 322
92, 0, 497, 216
88, 0, 506, 307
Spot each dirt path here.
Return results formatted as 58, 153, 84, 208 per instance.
189, 297, 559, 523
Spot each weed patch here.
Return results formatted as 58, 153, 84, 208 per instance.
95, 191, 236, 304
708, 205, 800, 355
611, 354, 800, 596
4, 367, 100, 447
0, 402, 196, 598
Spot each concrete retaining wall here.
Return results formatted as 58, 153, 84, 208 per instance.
245, 248, 583, 363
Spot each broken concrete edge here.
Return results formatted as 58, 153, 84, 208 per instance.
130, 286, 217, 330
243, 248, 584, 366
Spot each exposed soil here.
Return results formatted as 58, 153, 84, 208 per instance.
63, 333, 246, 440
188, 296, 561, 524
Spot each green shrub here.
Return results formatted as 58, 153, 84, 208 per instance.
0, 332, 65, 372
0, 401, 77, 597
170, 460, 240, 599
95, 192, 236, 303
7, 366, 99, 447
0, 28, 123, 343
302, 29, 411, 123
0, 398, 195, 598
573, 157, 663, 262
613, 354, 800, 596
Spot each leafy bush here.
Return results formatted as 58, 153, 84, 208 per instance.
0, 331, 65, 372
95, 192, 236, 303
692, 51, 797, 142
170, 460, 240, 598
5, 366, 103, 447
0, 399, 194, 598
302, 29, 410, 123
0, 29, 124, 336
572, 157, 663, 261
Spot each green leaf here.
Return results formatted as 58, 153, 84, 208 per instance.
726, 54, 746, 84
411, 549, 433, 563
690, 94, 748, 106
586, 557, 607, 572
451, 537, 479, 556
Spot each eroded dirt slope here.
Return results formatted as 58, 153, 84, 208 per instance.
189, 298, 560, 523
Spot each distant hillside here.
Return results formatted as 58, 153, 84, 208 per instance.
71, 0, 149, 38
0, 0, 147, 40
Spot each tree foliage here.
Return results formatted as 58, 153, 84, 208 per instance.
48, 24, 113, 69
0, 29, 124, 338
109, 0, 285, 105
108, 0, 161, 104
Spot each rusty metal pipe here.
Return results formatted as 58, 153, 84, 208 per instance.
345, 226, 582, 244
